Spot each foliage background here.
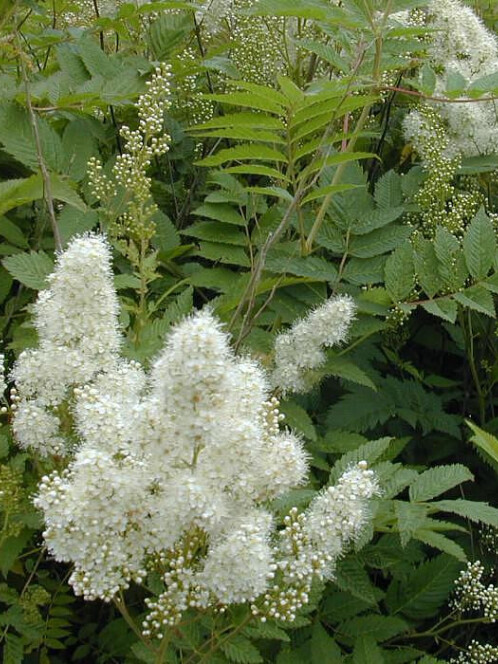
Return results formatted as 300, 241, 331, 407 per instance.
2, 0, 498, 662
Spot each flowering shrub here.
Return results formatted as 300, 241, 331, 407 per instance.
2, 0, 498, 663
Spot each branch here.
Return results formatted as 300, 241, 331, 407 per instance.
15, 25, 63, 252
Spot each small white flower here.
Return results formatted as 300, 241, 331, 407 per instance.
273, 295, 356, 393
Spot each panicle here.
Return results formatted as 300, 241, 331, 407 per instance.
273, 295, 356, 393
21, 235, 378, 635
14, 234, 120, 388
450, 641, 498, 664
11, 234, 121, 455
199, 509, 275, 604
304, 462, 379, 577
404, 0, 498, 161
34, 447, 158, 602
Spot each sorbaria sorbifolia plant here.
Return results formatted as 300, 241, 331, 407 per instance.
10, 235, 377, 655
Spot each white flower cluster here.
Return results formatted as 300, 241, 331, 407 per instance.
16, 235, 378, 638
450, 641, 498, 664
451, 560, 498, 623
404, 0, 498, 162
273, 295, 356, 393
11, 235, 121, 455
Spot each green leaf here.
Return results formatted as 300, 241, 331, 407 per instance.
78, 36, 119, 79
414, 529, 467, 561
195, 241, 250, 267
61, 118, 98, 181
58, 208, 98, 247
4, 634, 24, 664
386, 554, 463, 619
221, 635, 262, 664
434, 226, 467, 290
0, 173, 85, 216
193, 203, 246, 226
385, 243, 415, 302
353, 635, 384, 663
445, 69, 467, 97
327, 386, 394, 433
421, 298, 457, 323
304, 151, 377, 178
0, 102, 63, 172
244, 622, 290, 642
322, 356, 377, 390
339, 615, 408, 642
279, 400, 317, 441
49, 173, 87, 212
147, 13, 191, 59
265, 254, 337, 281
413, 238, 443, 298
191, 112, 285, 131
353, 207, 405, 235
301, 183, 362, 204
453, 285, 495, 317
419, 64, 437, 95
335, 557, 380, 605
196, 145, 288, 167
225, 165, 290, 181
462, 208, 496, 279
467, 70, 498, 94
466, 420, 498, 473
330, 437, 393, 482
459, 154, 498, 174
409, 465, 474, 502
2, 251, 53, 290
153, 210, 180, 252
374, 170, 403, 209
311, 623, 342, 664
394, 501, 429, 547
204, 92, 285, 115
432, 499, 498, 528
0, 217, 28, 248
182, 222, 246, 246
349, 225, 412, 258
342, 255, 386, 286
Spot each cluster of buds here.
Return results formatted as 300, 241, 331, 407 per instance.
451, 561, 498, 623
88, 64, 172, 241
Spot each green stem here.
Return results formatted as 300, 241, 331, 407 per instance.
304, 104, 372, 253
460, 309, 486, 424
404, 617, 491, 640
113, 595, 154, 651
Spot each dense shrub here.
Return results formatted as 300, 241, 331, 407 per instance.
2, 1, 498, 662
